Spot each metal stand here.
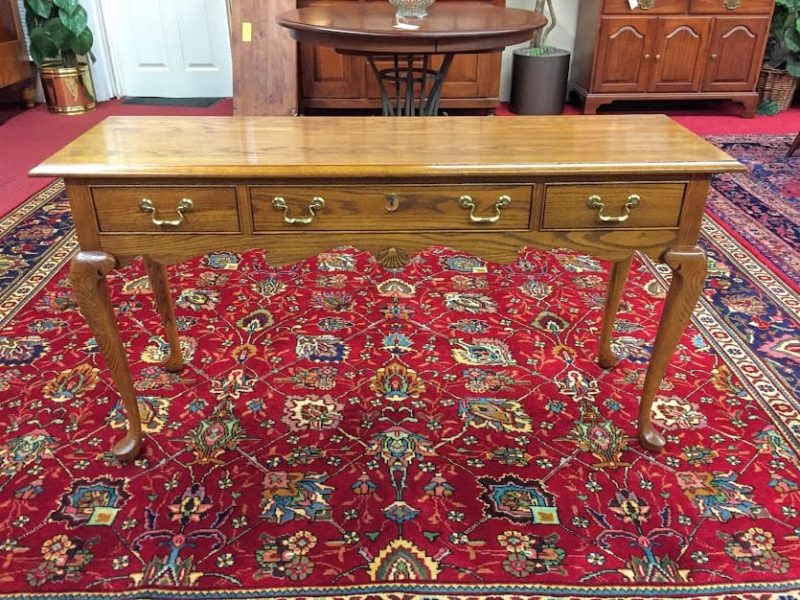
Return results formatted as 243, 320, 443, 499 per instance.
366, 53, 455, 116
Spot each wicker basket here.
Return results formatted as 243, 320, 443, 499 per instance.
757, 66, 799, 112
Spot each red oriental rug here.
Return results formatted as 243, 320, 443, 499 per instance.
0, 135, 798, 599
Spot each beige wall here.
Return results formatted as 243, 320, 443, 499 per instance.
500, 0, 579, 101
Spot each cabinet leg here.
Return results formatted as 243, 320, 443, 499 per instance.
583, 95, 609, 115
71, 251, 142, 461
739, 96, 757, 119
22, 85, 35, 109
598, 255, 633, 369
787, 132, 800, 158
638, 246, 707, 451
143, 257, 184, 372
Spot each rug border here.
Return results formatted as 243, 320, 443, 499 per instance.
2, 578, 800, 600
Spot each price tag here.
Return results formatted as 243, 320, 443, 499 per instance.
628, 0, 638, 8
242, 22, 252, 43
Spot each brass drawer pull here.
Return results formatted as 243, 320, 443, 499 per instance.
724, 0, 740, 9
458, 194, 511, 224
272, 196, 325, 224
638, 0, 655, 9
587, 194, 640, 223
138, 197, 193, 226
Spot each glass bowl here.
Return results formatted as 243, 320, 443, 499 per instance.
389, 0, 436, 19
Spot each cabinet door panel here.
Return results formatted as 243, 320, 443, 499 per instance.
593, 18, 655, 93
0, 0, 31, 88
649, 18, 710, 92
702, 17, 768, 91
300, 44, 364, 99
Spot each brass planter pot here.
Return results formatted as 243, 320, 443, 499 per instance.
40, 62, 96, 114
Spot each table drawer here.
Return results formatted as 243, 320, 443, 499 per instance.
689, 0, 773, 13
251, 185, 533, 231
91, 186, 240, 233
603, 0, 687, 13
541, 182, 685, 230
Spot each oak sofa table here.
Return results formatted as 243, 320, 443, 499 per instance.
277, 3, 545, 116
31, 115, 743, 461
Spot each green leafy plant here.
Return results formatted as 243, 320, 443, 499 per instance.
23, 0, 93, 67
764, 0, 800, 76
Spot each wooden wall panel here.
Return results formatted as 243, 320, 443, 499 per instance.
230, 0, 298, 116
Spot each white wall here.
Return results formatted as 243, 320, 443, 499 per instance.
85, 0, 117, 101
500, 0, 579, 101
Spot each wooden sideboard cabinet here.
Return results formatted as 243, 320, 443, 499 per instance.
0, 0, 33, 108
571, 0, 774, 117
299, 0, 506, 113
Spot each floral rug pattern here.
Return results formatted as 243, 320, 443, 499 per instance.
0, 136, 798, 599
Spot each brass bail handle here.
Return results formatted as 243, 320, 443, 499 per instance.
272, 196, 325, 224
138, 197, 193, 226
458, 194, 511, 224
587, 194, 640, 223
638, 0, 655, 9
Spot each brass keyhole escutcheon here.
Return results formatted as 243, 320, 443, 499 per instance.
385, 193, 400, 212
638, 0, 655, 9
724, 0, 740, 9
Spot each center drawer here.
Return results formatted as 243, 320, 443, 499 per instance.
250, 185, 533, 232
689, 0, 774, 13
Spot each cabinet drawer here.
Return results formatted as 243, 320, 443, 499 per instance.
251, 185, 533, 232
689, 0, 773, 13
541, 183, 685, 230
603, 0, 687, 13
92, 186, 240, 233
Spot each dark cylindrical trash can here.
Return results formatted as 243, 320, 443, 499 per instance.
510, 47, 571, 115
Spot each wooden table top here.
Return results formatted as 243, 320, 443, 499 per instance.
31, 115, 744, 180
276, 3, 546, 53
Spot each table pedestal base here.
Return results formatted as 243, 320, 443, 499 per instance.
366, 53, 454, 116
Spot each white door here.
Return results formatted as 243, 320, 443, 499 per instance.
101, 0, 232, 98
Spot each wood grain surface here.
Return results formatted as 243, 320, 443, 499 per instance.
32, 115, 744, 179
231, 0, 298, 116
277, 2, 545, 54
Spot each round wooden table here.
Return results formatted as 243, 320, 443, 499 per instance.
277, 3, 545, 116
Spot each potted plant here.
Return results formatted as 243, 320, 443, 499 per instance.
509, 0, 571, 115
757, 0, 800, 114
23, 0, 96, 114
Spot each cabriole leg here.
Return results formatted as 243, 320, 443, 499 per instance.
71, 251, 142, 461
143, 257, 184, 372
638, 246, 707, 451
598, 255, 633, 369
